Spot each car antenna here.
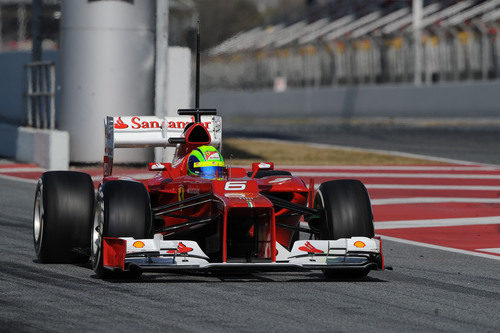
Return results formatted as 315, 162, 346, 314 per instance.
228, 154, 233, 179
176, 19, 217, 123
195, 19, 201, 118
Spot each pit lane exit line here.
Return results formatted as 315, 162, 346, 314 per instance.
477, 248, 500, 255
293, 172, 500, 179
365, 184, 500, 191
280, 165, 500, 171
312, 183, 500, 191
375, 216, 500, 229
377, 235, 500, 261
371, 197, 500, 205
0, 167, 45, 173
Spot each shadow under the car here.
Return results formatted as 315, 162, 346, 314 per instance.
95, 272, 388, 283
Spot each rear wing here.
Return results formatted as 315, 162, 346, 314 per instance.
104, 115, 222, 176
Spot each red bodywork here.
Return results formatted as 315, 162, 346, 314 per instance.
101, 123, 310, 264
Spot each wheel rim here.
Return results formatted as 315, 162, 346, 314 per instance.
33, 184, 43, 244
314, 189, 325, 211
91, 193, 104, 267
313, 189, 328, 240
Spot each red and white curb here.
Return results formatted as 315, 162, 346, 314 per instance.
1, 162, 499, 260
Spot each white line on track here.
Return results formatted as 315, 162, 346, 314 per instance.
90, 173, 154, 181
476, 248, 500, 255
293, 171, 500, 179
0, 173, 37, 184
281, 165, 500, 171
0, 167, 45, 173
378, 235, 500, 260
372, 197, 500, 205
364, 184, 500, 191
375, 216, 500, 229
314, 184, 500, 190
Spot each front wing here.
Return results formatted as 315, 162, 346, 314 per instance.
102, 235, 384, 273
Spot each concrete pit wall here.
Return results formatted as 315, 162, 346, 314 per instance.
201, 80, 500, 119
0, 124, 69, 170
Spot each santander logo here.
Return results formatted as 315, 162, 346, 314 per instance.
114, 117, 128, 129
113, 116, 213, 130
167, 242, 193, 254
298, 241, 323, 254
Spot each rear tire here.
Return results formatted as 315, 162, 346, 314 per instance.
92, 180, 152, 279
313, 179, 374, 279
33, 171, 94, 263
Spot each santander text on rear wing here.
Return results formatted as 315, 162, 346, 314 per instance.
104, 115, 222, 177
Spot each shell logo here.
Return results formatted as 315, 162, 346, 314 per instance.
353, 241, 366, 248
133, 241, 145, 248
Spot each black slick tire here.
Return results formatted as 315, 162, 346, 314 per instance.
313, 179, 374, 279
92, 180, 152, 279
33, 171, 94, 263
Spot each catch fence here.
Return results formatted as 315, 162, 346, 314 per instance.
24, 61, 56, 129
203, 0, 500, 90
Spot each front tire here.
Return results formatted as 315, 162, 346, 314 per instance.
33, 171, 94, 263
92, 180, 152, 279
313, 179, 374, 279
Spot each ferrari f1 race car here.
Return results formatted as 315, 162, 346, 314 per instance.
32, 27, 383, 280
32, 108, 384, 279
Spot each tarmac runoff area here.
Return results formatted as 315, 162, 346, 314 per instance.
0, 141, 499, 331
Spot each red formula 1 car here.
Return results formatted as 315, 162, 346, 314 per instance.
32, 107, 384, 280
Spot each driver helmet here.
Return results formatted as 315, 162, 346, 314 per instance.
187, 146, 225, 179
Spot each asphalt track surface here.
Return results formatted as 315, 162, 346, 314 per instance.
1, 170, 499, 331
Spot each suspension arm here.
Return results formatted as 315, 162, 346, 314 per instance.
262, 193, 319, 216
275, 222, 315, 234
154, 217, 215, 234
152, 192, 213, 216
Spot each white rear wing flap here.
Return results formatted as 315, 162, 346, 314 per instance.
104, 115, 222, 176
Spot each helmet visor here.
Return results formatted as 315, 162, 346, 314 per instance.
198, 166, 224, 179
193, 161, 225, 179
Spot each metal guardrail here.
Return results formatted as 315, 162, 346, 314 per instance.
202, 21, 500, 89
24, 61, 56, 129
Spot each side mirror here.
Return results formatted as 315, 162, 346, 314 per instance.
250, 162, 274, 178
148, 162, 172, 171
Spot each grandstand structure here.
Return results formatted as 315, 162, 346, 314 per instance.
203, 0, 500, 90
